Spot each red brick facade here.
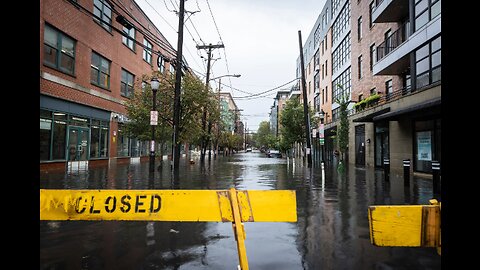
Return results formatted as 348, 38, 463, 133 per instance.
40, 0, 176, 164
351, 0, 402, 101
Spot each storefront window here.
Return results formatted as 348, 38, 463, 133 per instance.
52, 113, 67, 160
90, 119, 109, 158
414, 119, 440, 173
40, 116, 52, 160
117, 124, 130, 157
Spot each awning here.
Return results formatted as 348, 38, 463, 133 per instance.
372, 97, 441, 121
352, 107, 391, 122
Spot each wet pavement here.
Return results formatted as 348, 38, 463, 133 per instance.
40, 151, 441, 269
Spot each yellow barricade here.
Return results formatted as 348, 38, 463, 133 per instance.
40, 188, 297, 270
368, 199, 441, 254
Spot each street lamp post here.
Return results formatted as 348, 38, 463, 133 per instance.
149, 77, 160, 172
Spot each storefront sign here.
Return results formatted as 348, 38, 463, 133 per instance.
417, 131, 432, 161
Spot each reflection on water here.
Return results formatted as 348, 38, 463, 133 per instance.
40, 152, 440, 269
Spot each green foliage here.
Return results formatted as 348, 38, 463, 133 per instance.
123, 71, 217, 148
255, 121, 273, 148
353, 93, 381, 111
334, 85, 350, 162
279, 97, 314, 147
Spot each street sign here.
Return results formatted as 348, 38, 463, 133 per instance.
150, 111, 158, 125
319, 123, 324, 145
40, 189, 297, 222
40, 188, 297, 270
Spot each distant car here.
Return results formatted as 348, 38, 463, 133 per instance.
246, 148, 252, 152
267, 150, 282, 158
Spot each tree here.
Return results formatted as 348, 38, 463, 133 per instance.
255, 121, 274, 149
279, 97, 315, 153
335, 84, 350, 170
123, 71, 214, 159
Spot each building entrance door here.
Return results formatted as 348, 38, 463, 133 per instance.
67, 127, 89, 161
355, 125, 366, 166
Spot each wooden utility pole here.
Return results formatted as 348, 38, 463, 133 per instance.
196, 43, 224, 163
172, 0, 185, 172
298, 30, 312, 167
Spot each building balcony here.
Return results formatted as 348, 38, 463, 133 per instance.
373, 15, 441, 75
372, 0, 409, 23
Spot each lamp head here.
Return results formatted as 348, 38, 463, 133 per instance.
150, 77, 160, 91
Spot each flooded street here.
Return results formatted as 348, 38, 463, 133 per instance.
40, 151, 440, 269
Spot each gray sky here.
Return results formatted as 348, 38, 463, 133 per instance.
135, 0, 326, 132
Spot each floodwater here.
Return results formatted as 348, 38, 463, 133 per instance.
40, 151, 441, 269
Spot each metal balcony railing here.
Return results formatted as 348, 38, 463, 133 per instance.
376, 22, 411, 62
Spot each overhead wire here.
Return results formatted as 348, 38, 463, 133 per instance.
232, 78, 300, 99
205, 0, 235, 95
110, 0, 178, 56
65, 0, 177, 63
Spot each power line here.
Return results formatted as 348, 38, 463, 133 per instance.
205, 0, 234, 96
232, 78, 300, 99
67, 0, 178, 62
111, 0, 177, 56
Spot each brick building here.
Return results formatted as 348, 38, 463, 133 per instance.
40, 0, 177, 171
283, 0, 441, 174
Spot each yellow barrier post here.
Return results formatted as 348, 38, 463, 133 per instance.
368, 199, 441, 255
40, 188, 297, 269
229, 188, 249, 270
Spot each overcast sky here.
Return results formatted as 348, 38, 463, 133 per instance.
135, 0, 326, 132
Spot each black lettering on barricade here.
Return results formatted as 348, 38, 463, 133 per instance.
89, 196, 101, 214
150, 194, 161, 213
75, 196, 87, 214
135, 195, 147, 213
120, 195, 131, 213
105, 196, 117, 213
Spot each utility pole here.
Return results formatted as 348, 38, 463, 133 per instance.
298, 30, 312, 167
196, 43, 224, 163
172, 0, 185, 173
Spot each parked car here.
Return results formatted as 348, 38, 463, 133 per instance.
245, 148, 252, 152
267, 149, 282, 158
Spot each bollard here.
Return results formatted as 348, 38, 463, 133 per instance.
383, 158, 390, 181
431, 161, 441, 195
403, 159, 410, 186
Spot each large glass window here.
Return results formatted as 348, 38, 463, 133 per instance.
117, 124, 130, 157
332, 33, 351, 74
91, 52, 111, 89
40, 109, 67, 161
90, 120, 109, 158
414, 120, 441, 173
332, 0, 351, 45
52, 113, 67, 160
93, 0, 112, 32
416, 35, 441, 88
143, 39, 153, 64
332, 67, 351, 102
40, 111, 52, 160
415, 0, 441, 31
43, 24, 76, 75
122, 26, 136, 51
121, 69, 135, 98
